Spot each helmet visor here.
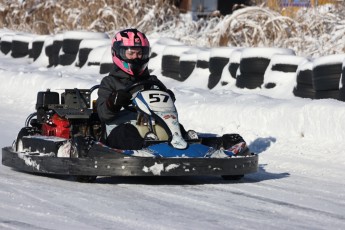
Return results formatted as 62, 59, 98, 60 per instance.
115, 46, 150, 62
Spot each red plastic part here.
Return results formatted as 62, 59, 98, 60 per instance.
42, 114, 70, 139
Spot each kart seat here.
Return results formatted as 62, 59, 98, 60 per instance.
135, 124, 169, 141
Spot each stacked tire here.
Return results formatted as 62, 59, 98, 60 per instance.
312, 54, 345, 100
11, 34, 34, 58
262, 54, 306, 97
196, 48, 210, 70
0, 34, 13, 55
47, 33, 63, 67
81, 45, 108, 73
30, 35, 49, 61
76, 39, 110, 68
179, 47, 202, 81
228, 49, 243, 79
100, 46, 113, 74
161, 45, 192, 81
236, 48, 295, 89
293, 60, 315, 99
208, 47, 235, 89
340, 60, 345, 101
59, 31, 109, 66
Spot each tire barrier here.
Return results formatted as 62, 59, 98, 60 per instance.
237, 48, 295, 89
208, 47, 236, 89
0, 34, 14, 55
196, 48, 210, 69
339, 61, 345, 101
293, 60, 315, 99
30, 35, 48, 61
48, 34, 63, 67
178, 47, 202, 81
3, 30, 345, 103
161, 45, 191, 81
228, 49, 243, 79
312, 54, 345, 100
149, 38, 184, 74
11, 34, 34, 58
59, 31, 109, 66
100, 46, 113, 74
76, 39, 110, 68
262, 55, 307, 98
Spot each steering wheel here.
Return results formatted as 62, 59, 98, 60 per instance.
124, 80, 167, 93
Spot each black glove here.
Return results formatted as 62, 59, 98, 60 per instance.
167, 89, 176, 102
106, 90, 132, 112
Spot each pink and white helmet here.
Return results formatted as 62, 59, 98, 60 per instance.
111, 28, 150, 76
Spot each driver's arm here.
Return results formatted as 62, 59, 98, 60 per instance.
96, 76, 131, 123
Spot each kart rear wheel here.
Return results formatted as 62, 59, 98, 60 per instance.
15, 127, 34, 152
221, 175, 244, 180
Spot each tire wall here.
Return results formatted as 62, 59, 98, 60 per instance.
4, 31, 345, 102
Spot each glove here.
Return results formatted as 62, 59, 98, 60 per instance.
106, 90, 132, 112
167, 89, 176, 102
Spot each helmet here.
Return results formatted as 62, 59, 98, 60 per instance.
111, 28, 150, 76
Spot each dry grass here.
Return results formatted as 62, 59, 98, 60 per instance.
1, 0, 345, 57
0, 0, 179, 36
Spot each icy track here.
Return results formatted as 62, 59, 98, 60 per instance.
0, 54, 344, 230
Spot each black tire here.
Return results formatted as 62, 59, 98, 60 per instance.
339, 87, 345, 101
208, 73, 222, 89
229, 62, 240, 79
179, 60, 196, 80
11, 40, 29, 58
58, 53, 77, 66
221, 175, 244, 180
196, 60, 209, 69
161, 55, 180, 73
150, 52, 158, 59
76, 48, 92, 67
313, 63, 342, 76
293, 83, 315, 99
236, 72, 264, 89
0, 41, 12, 55
100, 63, 113, 74
161, 70, 181, 81
240, 57, 271, 74
314, 90, 339, 100
271, 63, 298, 73
264, 82, 276, 89
31, 41, 44, 61
49, 40, 63, 67
15, 127, 37, 152
296, 69, 313, 84
312, 73, 341, 91
62, 39, 82, 54
209, 57, 229, 75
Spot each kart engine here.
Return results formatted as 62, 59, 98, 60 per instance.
33, 88, 101, 140
41, 113, 70, 139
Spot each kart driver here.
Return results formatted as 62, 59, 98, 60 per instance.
97, 28, 181, 149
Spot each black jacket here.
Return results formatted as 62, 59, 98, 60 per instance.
96, 66, 163, 123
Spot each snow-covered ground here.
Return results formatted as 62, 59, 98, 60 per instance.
0, 38, 345, 230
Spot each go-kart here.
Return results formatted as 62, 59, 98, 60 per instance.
2, 80, 258, 182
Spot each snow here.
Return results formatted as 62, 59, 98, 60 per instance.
0, 35, 345, 230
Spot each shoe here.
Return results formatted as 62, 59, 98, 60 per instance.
144, 132, 159, 141
186, 130, 198, 140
